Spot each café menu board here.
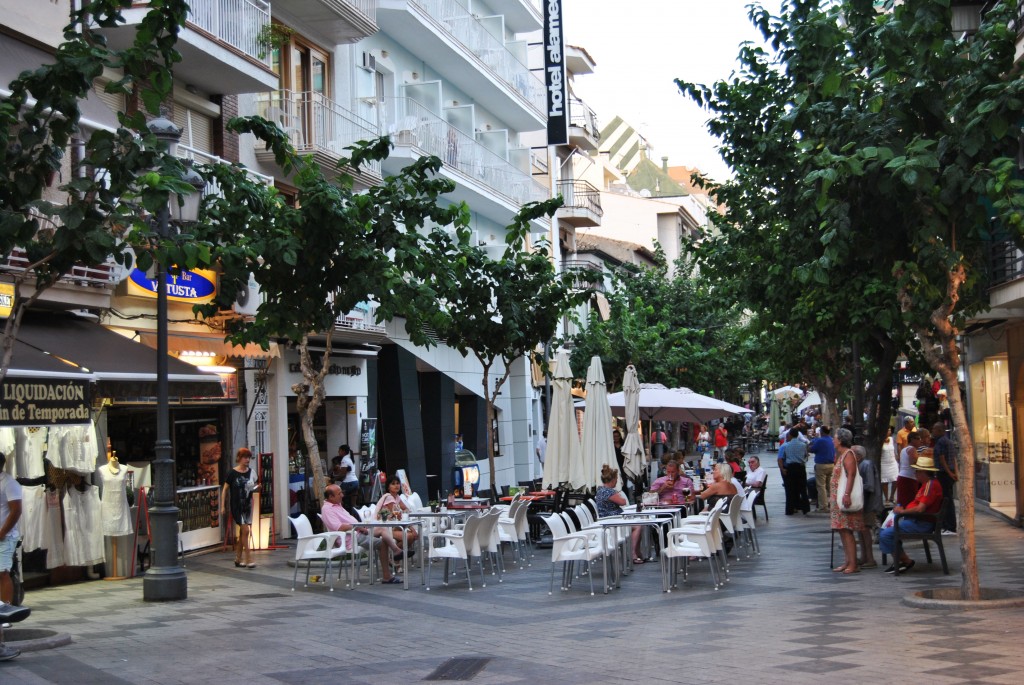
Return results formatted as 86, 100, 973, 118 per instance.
0, 376, 92, 426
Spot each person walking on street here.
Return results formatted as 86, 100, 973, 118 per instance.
830, 428, 864, 574
0, 452, 23, 604
778, 427, 810, 515
714, 423, 729, 461
810, 426, 835, 512
221, 448, 260, 568
931, 422, 958, 535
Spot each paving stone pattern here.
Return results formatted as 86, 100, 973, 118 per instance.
3, 457, 1023, 685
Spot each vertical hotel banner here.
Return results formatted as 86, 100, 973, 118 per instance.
544, 0, 567, 146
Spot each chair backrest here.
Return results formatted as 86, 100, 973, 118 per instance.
289, 514, 314, 538
583, 498, 599, 522
741, 487, 759, 513
727, 493, 744, 531
460, 514, 485, 555
512, 499, 530, 537
476, 509, 502, 552
574, 504, 594, 528
543, 513, 569, 539
563, 508, 583, 532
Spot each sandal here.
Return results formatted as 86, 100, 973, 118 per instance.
383, 576, 402, 584
632, 557, 646, 565
832, 565, 848, 573
842, 567, 860, 575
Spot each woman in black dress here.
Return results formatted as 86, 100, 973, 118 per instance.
220, 448, 260, 568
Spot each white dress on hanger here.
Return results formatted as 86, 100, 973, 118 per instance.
14, 426, 47, 478
98, 465, 133, 536
19, 484, 48, 552
44, 489, 66, 569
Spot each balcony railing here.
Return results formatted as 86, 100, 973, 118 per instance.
569, 97, 600, 141
989, 240, 1024, 288
255, 90, 382, 175
410, 0, 545, 113
1, 248, 118, 288
557, 179, 603, 217
335, 303, 385, 333
187, 0, 271, 66
177, 143, 276, 194
562, 259, 604, 292
344, 0, 378, 21
383, 97, 549, 206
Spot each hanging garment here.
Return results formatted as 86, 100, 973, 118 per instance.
44, 489, 66, 569
64, 487, 105, 567
19, 484, 48, 552
14, 426, 48, 479
98, 465, 133, 536
56, 423, 100, 475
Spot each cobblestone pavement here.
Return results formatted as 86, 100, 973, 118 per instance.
3, 462, 1023, 685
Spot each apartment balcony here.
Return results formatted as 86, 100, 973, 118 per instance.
377, 0, 546, 131
93, 0, 277, 94
561, 259, 605, 293
988, 240, 1024, 309
255, 90, 382, 181
380, 97, 549, 224
273, 0, 379, 43
1, 249, 118, 310
568, 97, 600, 152
334, 303, 387, 343
501, 0, 543, 33
555, 180, 602, 228
176, 143, 276, 191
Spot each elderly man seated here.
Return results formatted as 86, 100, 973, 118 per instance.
321, 484, 402, 583
649, 460, 694, 505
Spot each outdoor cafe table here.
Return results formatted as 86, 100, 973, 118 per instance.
365, 519, 424, 590
590, 516, 673, 592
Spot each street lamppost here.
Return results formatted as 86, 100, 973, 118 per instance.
143, 114, 204, 602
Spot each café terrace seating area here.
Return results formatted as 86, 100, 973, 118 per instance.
285, 470, 766, 597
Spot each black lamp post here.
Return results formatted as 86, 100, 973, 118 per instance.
143, 114, 204, 602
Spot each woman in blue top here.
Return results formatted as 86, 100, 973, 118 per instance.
595, 465, 644, 564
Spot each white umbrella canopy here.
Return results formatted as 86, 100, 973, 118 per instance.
620, 365, 646, 482
772, 385, 803, 402
797, 390, 822, 412
575, 356, 614, 491
604, 383, 747, 424
542, 349, 580, 489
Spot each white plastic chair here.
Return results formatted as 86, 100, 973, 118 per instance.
722, 493, 747, 559
543, 513, 604, 596
476, 508, 504, 586
662, 508, 723, 591
498, 500, 530, 568
288, 514, 344, 592
739, 488, 761, 555
676, 497, 731, 581
426, 513, 483, 590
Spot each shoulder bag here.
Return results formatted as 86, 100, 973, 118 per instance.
837, 450, 864, 512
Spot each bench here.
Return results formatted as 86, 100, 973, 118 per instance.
883, 498, 951, 576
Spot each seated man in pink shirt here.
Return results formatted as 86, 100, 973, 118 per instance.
649, 460, 694, 505
322, 484, 401, 582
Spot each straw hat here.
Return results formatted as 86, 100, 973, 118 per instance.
913, 455, 940, 472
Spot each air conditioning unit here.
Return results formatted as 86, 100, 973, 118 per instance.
232, 274, 260, 317
362, 51, 376, 71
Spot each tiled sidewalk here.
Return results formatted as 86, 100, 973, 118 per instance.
2, 470, 1023, 685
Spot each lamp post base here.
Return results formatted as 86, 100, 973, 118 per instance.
142, 567, 188, 602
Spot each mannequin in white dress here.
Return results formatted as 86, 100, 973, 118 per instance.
98, 456, 133, 537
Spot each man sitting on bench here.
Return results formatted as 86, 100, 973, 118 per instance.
878, 453, 942, 574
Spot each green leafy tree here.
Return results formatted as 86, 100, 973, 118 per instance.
195, 122, 464, 507
401, 201, 586, 494
679, 0, 1024, 600
0, 0, 207, 382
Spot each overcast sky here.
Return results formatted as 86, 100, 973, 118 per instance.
563, 0, 768, 183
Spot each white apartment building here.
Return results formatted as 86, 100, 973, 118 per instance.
3, 0, 572, 556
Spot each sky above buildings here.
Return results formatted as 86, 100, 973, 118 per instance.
564, 0, 769, 183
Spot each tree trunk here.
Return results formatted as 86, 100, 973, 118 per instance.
899, 264, 979, 601
863, 334, 899, 472
479, 354, 513, 496
294, 331, 331, 511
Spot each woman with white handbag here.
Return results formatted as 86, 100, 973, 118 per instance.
829, 428, 864, 575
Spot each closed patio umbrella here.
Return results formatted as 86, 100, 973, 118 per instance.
620, 365, 646, 483
542, 349, 580, 489
574, 356, 613, 491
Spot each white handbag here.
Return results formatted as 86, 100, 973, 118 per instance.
837, 450, 864, 512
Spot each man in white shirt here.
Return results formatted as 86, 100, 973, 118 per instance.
745, 456, 767, 489
535, 430, 547, 467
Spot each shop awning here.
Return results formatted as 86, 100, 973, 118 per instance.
137, 331, 278, 359
5, 339, 96, 380
14, 312, 222, 397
